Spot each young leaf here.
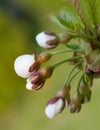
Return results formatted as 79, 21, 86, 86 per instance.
75, 0, 95, 30
88, 0, 100, 25
57, 0, 84, 32
49, 14, 71, 30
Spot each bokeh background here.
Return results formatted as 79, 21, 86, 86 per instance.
0, 0, 100, 130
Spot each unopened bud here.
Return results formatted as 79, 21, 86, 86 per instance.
69, 92, 82, 113
38, 52, 52, 63
79, 80, 91, 96
45, 97, 65, 119
69, 103, 81, 113
56, 87, 70, 99
59, 32, 71, 43
86, 74, 93, 87
14, 54, 36, 78
40, 66, 53, 78
26, 66, 53, 90
36, 31, 59, 49
81, 94, 91, 104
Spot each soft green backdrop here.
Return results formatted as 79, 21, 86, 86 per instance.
0, 0, 100, 130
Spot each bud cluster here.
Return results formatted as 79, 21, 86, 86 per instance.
14, 51, 53, 90
14, 29, 99, 118
14, 1, 100, 119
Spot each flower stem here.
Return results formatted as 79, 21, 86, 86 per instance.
52, 56, 82, 69
63, 61, 82, 87
77, 73, 84, 93
67, 70, 81, 87
50, 49, 82, 55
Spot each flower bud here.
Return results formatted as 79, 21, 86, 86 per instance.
69, 92, 82, 113
86, 50, 100, 77
14, 54, 36, 78
79, 80, 91, 96
69, 103, 81, 113
36, 31, 59, 49
81, 94, 91, 104
40, 66, 53, 78
56, 87, 70, 99
26, 75, 44, 90
56, 87, 70, 105
26, 66, 53, 90
38, 52, 52, 63
59, 32, 71, 43
45, 97, 65, 119
85, 74, 93, 87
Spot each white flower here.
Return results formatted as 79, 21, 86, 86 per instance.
45, 97, 65, 119
14, 54, 35, 78
36, 31, 58, 49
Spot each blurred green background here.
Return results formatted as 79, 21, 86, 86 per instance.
0, 0, 100, 130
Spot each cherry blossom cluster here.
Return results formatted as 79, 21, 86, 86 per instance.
14, 31, 95, 119
14, 0, 100, 119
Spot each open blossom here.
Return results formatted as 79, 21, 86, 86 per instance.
45, 97, 65, 119
14, 54, 36, 78
36, 31, 59, 49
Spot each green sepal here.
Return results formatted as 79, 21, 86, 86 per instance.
66, 44, 79, 50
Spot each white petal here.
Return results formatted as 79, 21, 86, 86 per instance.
14, 54, 35, 78
55, 99, 64, 113
36, 32, 56, 49
45, 99, 63, 119
45, 104, 56, 119
26, 79, 33, 90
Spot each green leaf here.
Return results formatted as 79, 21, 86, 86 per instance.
76, 0, 95, 30
50, 0, 84, 33
88, 0, 100, 25
49, 14, 69, 30
57, 0, 84, 31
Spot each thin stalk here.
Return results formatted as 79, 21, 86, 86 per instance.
67, 70, 81, 87
63, 61, 82, 87
50, 49, 82, 55
77, 73, 84, 93
52, 57, 82, 69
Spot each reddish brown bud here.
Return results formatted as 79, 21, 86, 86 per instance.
56, 87, 70, 99
69, 92, 82, 113
59, 32, 71, 43
38, 52, 52, 63
40, 66, 53, 78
